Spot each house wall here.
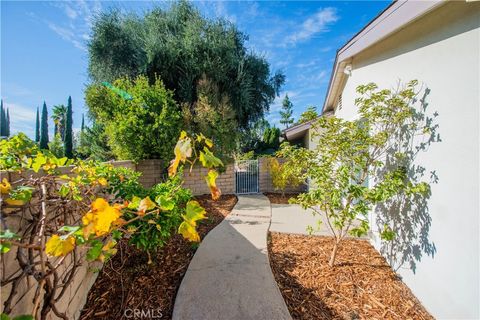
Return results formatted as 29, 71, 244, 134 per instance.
333, 2, 479, 318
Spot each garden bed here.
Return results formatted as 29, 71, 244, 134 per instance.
268, 232, 433, 320
80, 194, 237, 320
264, 192, 299, 204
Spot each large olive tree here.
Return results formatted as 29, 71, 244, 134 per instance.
88, 1, 284, 130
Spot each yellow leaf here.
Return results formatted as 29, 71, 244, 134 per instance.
0, 178, 11, 194
168, 132, 192, 177
5, 198, 25, 206
137, 197, 156, 215
98, 177, 108, 186
46, 235, 75, 257
178, 221, 200, 242
81, 198, 121, 237
205, 169, 221, 200
183, 201, 206, 227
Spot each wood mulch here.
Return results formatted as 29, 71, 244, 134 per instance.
80, 194, 237, 320
268, 232, 433, 320
264, 192, 299, 204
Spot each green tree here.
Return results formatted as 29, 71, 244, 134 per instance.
0, 100, 6, 136
182, 76, 238, 159
64, 96, 74, 158
81, 114, 85, 131
6, 108, 10, 137
52, 104, 67, 140
279, 94, 294, 129
76, 121, 115, 161
40, 102, 49, 149
279, 81, 434, 267
262, 127, 280, 150
48, 134, 65, 158
35, 107, 40, 142
88, 1, 284, 129
298, 105, 318, 124
86, 75, 181, 161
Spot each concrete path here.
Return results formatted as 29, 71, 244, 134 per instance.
172, 195, 291, 320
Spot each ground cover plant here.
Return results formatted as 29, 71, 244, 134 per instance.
0, 130, 223, 319
279, 81, 436, 267
268, 232, 433, 320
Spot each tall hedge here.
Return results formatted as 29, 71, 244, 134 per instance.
40, 102, 49, 149
64, 96, 74, 158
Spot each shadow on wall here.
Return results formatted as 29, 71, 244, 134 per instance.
375, 87, 441, 273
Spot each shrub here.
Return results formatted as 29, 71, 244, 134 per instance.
86, 75, 182, 161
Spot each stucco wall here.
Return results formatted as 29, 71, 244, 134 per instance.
333, 2, 479, 318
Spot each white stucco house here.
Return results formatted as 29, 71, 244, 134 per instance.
286, 1, 479, 318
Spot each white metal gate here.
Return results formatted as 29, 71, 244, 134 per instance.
234, 160, 259, 194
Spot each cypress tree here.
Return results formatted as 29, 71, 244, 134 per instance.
6, 108, 10, 137
64, 96, 73, 158
0, 100, 6, 136
81, 114, 85, 131
35, 107, 40, 142
40, 102, 49, 149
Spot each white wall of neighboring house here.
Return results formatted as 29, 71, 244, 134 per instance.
332, 2, 479, 319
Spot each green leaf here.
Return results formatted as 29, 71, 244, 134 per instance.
0, 242, 11, 253
58, 226, 81, 233
58, 184, 70, 197
199, 148, 223, 168
155, 195, 175, 211
10, 186, 34, 202
128, 196, 141, 210
32, 154, 46, 172
0, 230, 20, 240
0, 314, 9, 320
13, 315, 34, 320
86, 240, 103, 261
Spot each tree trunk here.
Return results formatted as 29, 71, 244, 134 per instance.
329, 240, 340, 267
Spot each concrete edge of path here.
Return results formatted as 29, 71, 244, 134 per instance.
172, 194, 292, 320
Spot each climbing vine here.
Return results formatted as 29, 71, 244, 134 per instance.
0, 131, 223, 319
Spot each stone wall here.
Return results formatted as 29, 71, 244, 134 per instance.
182, 163, 235, 195
179, 158, 306, 196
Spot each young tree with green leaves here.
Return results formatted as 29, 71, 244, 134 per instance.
40, 102, 49, 149
279, 81, 434, 267
298, 105, 318, 124
35, 107, 40, 142
279, 94, 294, 129
64, 96, 74, 158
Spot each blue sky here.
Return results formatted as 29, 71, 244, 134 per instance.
1, 0, 388, 138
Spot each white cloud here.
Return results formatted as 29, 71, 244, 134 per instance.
284, 7, 339, 46
42, 1, 102, 51
4, 101, 36, 138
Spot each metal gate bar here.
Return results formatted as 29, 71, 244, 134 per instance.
234, 160, 259, 194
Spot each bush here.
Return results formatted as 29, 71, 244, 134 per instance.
86, 75, 182, 161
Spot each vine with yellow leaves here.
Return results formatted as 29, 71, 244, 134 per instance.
0, 131, 223, 319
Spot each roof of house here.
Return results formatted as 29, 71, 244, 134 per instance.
282, 120, 315, 141
322, 0, 445, 114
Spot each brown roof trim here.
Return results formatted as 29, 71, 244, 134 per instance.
321, 0, 445, 114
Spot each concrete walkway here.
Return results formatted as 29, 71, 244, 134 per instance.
172, 195, 291, 320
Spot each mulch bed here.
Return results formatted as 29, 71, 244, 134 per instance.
80, 194, 237, 320
264, 192, 299, 204
268, 232, 433, 320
